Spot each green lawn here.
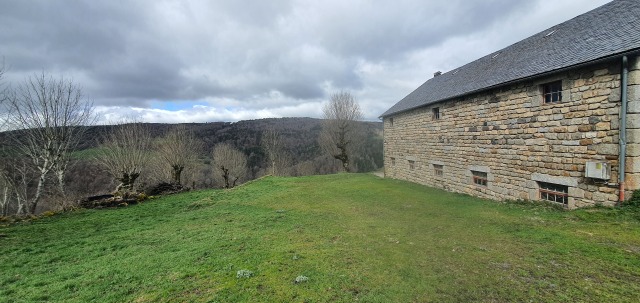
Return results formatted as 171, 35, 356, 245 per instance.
1, 174, 640, 302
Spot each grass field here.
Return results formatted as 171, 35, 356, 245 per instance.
1, 174, 640, 302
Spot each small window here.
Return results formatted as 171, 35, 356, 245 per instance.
389, 117, 394, 126
433, 107, 440, 120
472, 171, 488, 186
542, 81, 562, 103
433, 164, 443, 176
391, 157, 396, 167
408, 160, 415, 170
538, 182, 568, 205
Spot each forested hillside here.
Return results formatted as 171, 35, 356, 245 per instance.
0, 117, 382, 214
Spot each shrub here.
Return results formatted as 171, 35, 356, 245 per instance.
624, 190, 640, 209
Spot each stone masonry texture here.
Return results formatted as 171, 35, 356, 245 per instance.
384, 56, 640, 208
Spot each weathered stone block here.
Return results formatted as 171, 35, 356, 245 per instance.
569, 187, 585, 199
592, 191, 615, 204
594, 144, 618, 155
624, 174, 640, 191
579, 139, 593, 145
626, 144, 640, 157
578, 125, 593, 132
626, 114, 640, 128
595, 122, 611, 131
629, 70, 640, 85
627, 129, 640, 143
627, 100, 640, 114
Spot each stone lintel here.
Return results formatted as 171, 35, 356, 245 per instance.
468, 165, 490, 173
531, 173, 578, 187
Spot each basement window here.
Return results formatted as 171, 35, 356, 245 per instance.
408, 160, 415, 170
433, 107, 440, 120
434, 164, 443, 176
472, 170, 488, 186
542, 80, 562, 103
538, 182, 568, 205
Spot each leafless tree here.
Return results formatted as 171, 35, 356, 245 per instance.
319, 91, 364, 172
154, 124, 203, 185
0, 160, 31, 216
0, 167, 12, 216
212, 143, 247, 188
96, 122, 152, 194
262, 126, 286, 176
3, 73, 94, 214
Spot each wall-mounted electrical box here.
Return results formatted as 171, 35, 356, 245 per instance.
585, 162, 611, 180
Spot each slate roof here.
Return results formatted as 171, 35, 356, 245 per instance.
381, 0, 640, 117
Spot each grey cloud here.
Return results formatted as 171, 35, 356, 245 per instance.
306, 0, 533, 60
0, 0, 613, 122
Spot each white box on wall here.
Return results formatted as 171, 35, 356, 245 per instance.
585, 162, 611, 180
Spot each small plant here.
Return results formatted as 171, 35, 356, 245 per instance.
624, 190, 640, 209
236, 269, 253, 278
136, 193, 149, 202
294, 275, 309, 283
41, 211, 56, 217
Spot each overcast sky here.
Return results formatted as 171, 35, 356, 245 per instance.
0, 0, 611, 124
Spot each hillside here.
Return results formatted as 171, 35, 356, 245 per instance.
1, 117, 383, 213
80, 117, 381, 186
1, 174, 639, 302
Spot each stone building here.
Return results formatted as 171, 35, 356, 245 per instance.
380, 0, 640, 208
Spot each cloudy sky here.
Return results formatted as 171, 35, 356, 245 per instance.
0, 0, 611, 124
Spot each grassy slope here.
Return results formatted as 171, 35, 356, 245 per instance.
1, 174, 639, 302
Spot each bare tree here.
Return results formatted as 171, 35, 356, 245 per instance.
0, 160, 32, 216
154, 124, 203, 185
3, 73, 94, 214
262, 126, 285, 176
96, 122, 152, 194
212, 143, 247, 188
319, 91, 364, 172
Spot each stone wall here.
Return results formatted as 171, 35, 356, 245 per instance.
384, 55, 640, 208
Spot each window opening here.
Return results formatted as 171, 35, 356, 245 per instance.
472, 170, 488, 186
433, 107, 440, 120
434, 164, 443, 176
542, 81, 562, 103
538, 182, 568, 205
409, 160, 415, 170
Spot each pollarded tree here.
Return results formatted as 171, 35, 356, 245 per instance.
212, 143, 247, 188
319, 91, 364, 172
96, 122, 152, 194
155, 125, 203, 185
3, 73, 94, 214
